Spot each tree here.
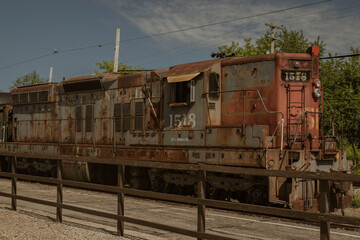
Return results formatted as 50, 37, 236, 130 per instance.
218, 28, 326, 57
95, 60, 144, 74
321, 48, 360, 164
10, 70, 47, 90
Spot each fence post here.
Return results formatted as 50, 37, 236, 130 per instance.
117, 165, 124, 236
56, 160, 63, 223
197, 169, 206, 240
319, 180, 330, 240
11, 156, 17, 211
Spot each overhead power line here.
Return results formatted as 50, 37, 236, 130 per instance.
320, 53, 360, 60
120, 0, 331, 43
58, 42, 114, 53
0, 53, 54, 71
0, 43, 114, 72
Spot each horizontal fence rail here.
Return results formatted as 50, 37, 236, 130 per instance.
0, 151, 359, 182
0, 154, 359, 240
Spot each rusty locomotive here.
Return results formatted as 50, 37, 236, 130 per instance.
0, 46, 353, 210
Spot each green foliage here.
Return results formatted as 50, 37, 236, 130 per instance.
345, 145, 360, 163
95, 60, 144, 74
10, 70, 47, 90
321, 48, 360, 151
218, 38, 264, 57
353, 194, 360, 208
218, 28, 326, 57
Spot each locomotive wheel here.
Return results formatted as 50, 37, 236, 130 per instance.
151, 175, 166, 192
235, 191, 247, 203
129, 167, 146, 177
213, 189, 227, 200
129, 177, 141, 189
50, 167, 57, 178
247, 186, 268, 204
205, 183, 214, 199
27, 166, 36, 176
166, 184, 181, 194
129, 177, 150, 190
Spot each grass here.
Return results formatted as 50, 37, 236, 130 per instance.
353, 194, 360, 208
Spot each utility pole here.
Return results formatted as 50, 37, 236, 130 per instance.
49, 66, 53, 82
265, 21, 284, 54
113, 28, 120, 73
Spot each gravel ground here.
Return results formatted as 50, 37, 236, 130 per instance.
0, 206, 165, 240
0, 180, 359, 240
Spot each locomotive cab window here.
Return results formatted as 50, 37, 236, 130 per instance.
167, 73, 199, 106
170, 82, 190, 104
208, 72, 220, 100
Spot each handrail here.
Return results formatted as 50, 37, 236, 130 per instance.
290, 110, 325, 148
0, 125, 5, 143
266, 119, 284, 150
324, 97, 344, 151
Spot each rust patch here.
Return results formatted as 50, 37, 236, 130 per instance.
163, 59, 221, 78
10, 83, 58, 94
117, 72, 146, 88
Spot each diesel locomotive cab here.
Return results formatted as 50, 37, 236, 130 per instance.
271, 46, 353, 210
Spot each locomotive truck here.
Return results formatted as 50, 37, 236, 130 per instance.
0, 46, 353, 210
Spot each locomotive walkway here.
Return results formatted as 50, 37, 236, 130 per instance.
0, 179, 359, 240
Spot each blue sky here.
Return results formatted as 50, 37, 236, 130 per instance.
0, 0, 359, 91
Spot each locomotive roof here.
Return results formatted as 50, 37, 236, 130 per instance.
163, 58, 221, 78
10, 82, 58, 94
63, 73, 120, 83
10, 51, 314, 94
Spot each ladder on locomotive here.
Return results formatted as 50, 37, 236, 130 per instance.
286, 84, 305, 146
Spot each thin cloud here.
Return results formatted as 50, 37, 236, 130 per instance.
103, 0, 359, 56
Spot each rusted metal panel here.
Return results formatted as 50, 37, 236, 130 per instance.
11, 83, 57, 105
117, 72, 146, 88
10, 83, 57, 94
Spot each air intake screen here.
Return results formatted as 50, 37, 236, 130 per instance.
63, 80, 102, 93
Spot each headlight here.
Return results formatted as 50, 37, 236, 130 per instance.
313, 88, 321, 98
316, 80, 321, 87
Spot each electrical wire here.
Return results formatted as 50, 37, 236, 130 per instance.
0, 53, 54, 71
120, 0, 331, 43
58, 42, 114, 53
321, 53, 360, 60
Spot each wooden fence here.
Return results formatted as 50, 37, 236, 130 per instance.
0, 153, 360, 240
